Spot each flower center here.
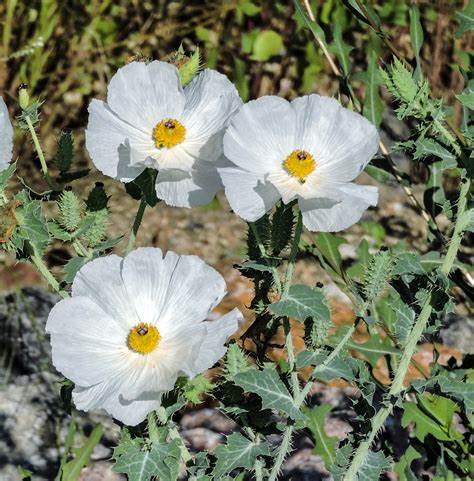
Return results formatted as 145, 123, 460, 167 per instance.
153, 118, 186, 148
283, 149, 316, 182
127, 323, 160, 355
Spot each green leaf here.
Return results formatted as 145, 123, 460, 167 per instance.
234, 366, 303, 420
358, 450, 392, 481
302, 405, 337, 469
225, 343, 250, 378
391, 297, 415, 346
251, 30, 283, 61
269, 285, 330, 323
313, 232, 346, 275
182, 374, 214, 404
393, 251, 425, 276
409, 6, 423, 76
387, 57, 417, 103
394, 446, 422, 481
297, 347, 363, 382
402, 393, 462, 442
61, 425, 103, 481
330, 22, 352, 75
125, 168, 158, 207
346, 337, 400, 368
113, 431, 181, 481
17, 466, 33, 480
363, 50, 383, 127
456, 0, 474, 38
414, 138, 456, 163
64, 256, 90, 283
213, 433, 270, 477
0, 161, 16, 190
239, 258, 280, 273
15, 194, 50, 255
436, 376, 474, 412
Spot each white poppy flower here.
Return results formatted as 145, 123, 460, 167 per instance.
85, 61, 242, 207
0, 97, 13, 171
46, 248, 242, 426
218, 94, 380, 232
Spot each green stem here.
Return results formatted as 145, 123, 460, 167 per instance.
72, 239, 91, 258
249, 221, 282, 294
343, 178, 470, 481
297, 324, 356, 405
25, 117, 48, 177
31, 253, 68, 298
268, 211, 304, 480
282, 211, 303, 297
125, 198, 147, 254
268, 424, 294, 481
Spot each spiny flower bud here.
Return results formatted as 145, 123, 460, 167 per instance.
58, 189, 83, 232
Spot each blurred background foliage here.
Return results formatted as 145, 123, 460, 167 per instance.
0, 0, 471, 168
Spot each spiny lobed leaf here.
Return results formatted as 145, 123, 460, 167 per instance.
234, 366, 304, 420
212, 432, 270, 477
269, 284, 330, 323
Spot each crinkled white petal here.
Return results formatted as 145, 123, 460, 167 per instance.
85, 99, 151, 182
120, 248, 227, 336
189, 308, 242, 376
182, 69, 242, 162
223, 96, 296, 174
218, 165, 281, 221
72, 254, 136, 327
154, 161, 222, 207
0, 97, 13, 171
291, 95, 379, 183
73, 381, 162, 426
299, 183, 378, 232
46, 296, 128, 386
107, 61, 185, 132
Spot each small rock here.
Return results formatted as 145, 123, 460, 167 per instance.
78, 461, 125, 481
181, 427, 223, 451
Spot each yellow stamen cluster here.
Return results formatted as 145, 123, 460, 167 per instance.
153, 118, 186, 148
127, 323, 160, 355
283, 149, 316, 182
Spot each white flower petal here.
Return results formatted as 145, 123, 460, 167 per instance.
154, 161, 222, 207
218, 166, 281, 221
156, 252, 227, 334
46, 296, 127, 386
223, 96, 296, 174
300, 183, 378, 232
73, 382, 162, 426
189, 308, 242, 376
72, 254, 136, 326
107, 61, 185, 132
120, 248, 227, 335
182, 69, 242, 160
85, 99, 150, 182
0, 97, 13, 171
291, 95, 379, 182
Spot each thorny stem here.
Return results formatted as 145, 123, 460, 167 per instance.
125, 197, 147, 255
343, 178, 470, 481
31, 253, 68, 299
268, 211, 303, 481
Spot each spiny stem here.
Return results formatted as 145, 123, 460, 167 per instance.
268, 424, 294, 481
31, 253, 68, 298
26, 117, 47, 175
268, 211, 303, 480
297, 324, 356, 405
125, 197, 147, 255
343, 178, 470, 481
